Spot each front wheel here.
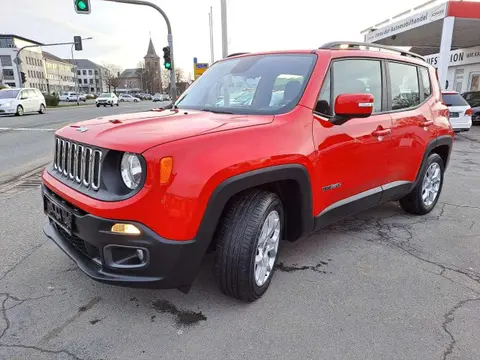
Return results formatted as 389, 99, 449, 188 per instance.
39, 104, 45, 114
116, 102, 119, 106
96, 104, 100, 107
214, 190, 283, 302
399, 153, 444, 215
15, 105, 24, 116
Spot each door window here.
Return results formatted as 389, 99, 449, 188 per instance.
315, 59, 382, 116
388, 62, 420, 110
27, 89, 36, 98
419, 67, 432, 99
20, 90, 29, 99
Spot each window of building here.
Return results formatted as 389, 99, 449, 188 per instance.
2, 69, 14, 79
388, 62, 420, 110
82, 70, 87, 75
77, 70, 81, 75
0, 38, 14, 48
83, 79, 88, 84
315, 59, 382, 116
88, 70, 93, 75
95, 70, 99, 76
0, 55, 12, 66
89, 79, 93, 84
78, 79, 82, 84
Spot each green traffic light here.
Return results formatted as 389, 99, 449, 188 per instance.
77, 1, 86, 10
165, 63, 171, 69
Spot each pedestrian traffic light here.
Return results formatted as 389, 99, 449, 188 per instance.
163, 47, 172, 70
20, 72, 26, 84
74, 0, 91, 14
74, 36, 83, 51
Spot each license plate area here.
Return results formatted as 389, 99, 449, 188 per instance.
44, 194, 74, 235
449, 112, 459, 118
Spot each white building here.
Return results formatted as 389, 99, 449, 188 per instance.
0, 34, 47, 91
425, 46, 480, 94
64, 59, 108, 94
43, 51, 76, 94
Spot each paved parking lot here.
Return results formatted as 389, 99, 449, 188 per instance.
0, 127, 479, 360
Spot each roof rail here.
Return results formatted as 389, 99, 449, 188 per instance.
226, 52, 249, 58
319, 41, 425, 61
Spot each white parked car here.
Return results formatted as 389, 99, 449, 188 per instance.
0, 88, 46, 116
119, 94, 140, 102
96, 93, 119, 107
59, 92, 86, 102
442, 91, 472, 132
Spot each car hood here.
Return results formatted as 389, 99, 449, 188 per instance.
0, 98, 16, 105
55, 109, 274, 153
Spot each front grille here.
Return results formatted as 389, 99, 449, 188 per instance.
57, 226, 101, 263
53, 138, 102, 190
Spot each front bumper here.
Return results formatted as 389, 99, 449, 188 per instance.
42, 184, 203, 290
0, 106, 16, 114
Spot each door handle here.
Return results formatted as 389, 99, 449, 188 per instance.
420, 120, 434, 127
371, 128, 391, 137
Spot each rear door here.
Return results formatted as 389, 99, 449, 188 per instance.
312, 58, 393, 218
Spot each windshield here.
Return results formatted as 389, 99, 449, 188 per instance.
99, 93, 111, 98
175, 53, 317, 115
0, 90, 19, 99
443, 93, 469, 107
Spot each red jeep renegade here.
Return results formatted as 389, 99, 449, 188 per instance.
42, 42, 454, 302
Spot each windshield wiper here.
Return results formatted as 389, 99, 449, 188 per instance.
201, 108, 234, 114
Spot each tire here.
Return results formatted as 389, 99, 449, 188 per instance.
110, 103, 114, 107
214, 190, 283, 302
39, 104, 45, 114
134, 99, 138, 102
96, 104, 100, 108
116, 103, 119, 106
15, 105, 24, 116
399, 153, 444, 215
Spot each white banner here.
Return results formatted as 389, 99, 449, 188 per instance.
365, 3, 448, 43
425, 46, 480, 67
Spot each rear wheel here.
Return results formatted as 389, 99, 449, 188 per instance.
15, 105, 24, 116
214, 190, 283, 302
400, 153, 444, 215
39, 104, 45, 114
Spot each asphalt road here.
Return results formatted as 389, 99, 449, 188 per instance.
0, 101, 168, 184
0, 124, 480, 359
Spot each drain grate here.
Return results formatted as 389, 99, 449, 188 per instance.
17, 178, 43, 188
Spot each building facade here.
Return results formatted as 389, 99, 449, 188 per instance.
425, 46, 480, 94
0, 34, 47, 91
43, 51, 75, 94
65, 59, 108, 94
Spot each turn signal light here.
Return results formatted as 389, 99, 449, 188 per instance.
111, 223, 141, 235
160, 157, 173, 184
465, 108, 472, 116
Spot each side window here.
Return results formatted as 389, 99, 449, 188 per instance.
388, 62, 420, 110
27, 89, 36, 98
20, 90, 29, 99
419, 67, 432, 99
315, 59, 382, 116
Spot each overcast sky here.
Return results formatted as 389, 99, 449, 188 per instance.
5, 0, 426, 79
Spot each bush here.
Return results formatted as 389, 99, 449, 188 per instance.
44, 94, 60, 107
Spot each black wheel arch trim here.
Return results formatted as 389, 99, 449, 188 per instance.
196, 163, 314, 246
410, 135, 453, 192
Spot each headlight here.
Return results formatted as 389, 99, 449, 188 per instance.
2, 102, 11, 107
120, 153, 142, 190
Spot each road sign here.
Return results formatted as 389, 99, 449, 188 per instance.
194, 60, 208, 79
13, 57, 22, 65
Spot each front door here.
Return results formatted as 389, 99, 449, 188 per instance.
19, 90, 32, 112
312, 58, 392, 225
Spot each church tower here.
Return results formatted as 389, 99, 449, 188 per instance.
144, 38, 162, 94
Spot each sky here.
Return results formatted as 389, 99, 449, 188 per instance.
4, 0, 429, 80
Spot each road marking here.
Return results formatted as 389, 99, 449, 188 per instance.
0, 127, 56, 132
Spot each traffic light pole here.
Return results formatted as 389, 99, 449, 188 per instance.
103, 0, 177, 101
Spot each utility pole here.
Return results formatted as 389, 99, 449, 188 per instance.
220, 0, 228, 58
209, 6, 214, 64
103, 0, 177, 101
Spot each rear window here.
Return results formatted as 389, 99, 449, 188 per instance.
442, 93, 469, 107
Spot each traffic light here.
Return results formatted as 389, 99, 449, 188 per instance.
20, 72, 26, 84
74, 36, 83, 51
74, 0, 91, 14
163, 47, 172, 70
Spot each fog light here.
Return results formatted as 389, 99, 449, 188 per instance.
111, 223, 141, 235
136, 249, 145, 261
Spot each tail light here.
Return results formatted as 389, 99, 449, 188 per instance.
465, 108, 472, 116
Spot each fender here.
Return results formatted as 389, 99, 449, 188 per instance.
409, 135, 453, 192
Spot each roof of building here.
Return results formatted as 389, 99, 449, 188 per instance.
63, 58, 104, 70
43, 51, 70, 64
120, 68, 142, 78
0, 34, 43, 46
145, 38, 159, 58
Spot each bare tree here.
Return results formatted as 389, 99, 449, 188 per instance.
136, 60, 148, 92
175, 68, 186, 84
103, 63, 123, 92
161, 69, 170, 92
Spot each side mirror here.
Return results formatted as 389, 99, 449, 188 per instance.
331, 93, 374, 125
21, 96, 28, 100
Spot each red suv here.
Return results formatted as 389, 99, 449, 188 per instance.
42, 42, 453, 302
